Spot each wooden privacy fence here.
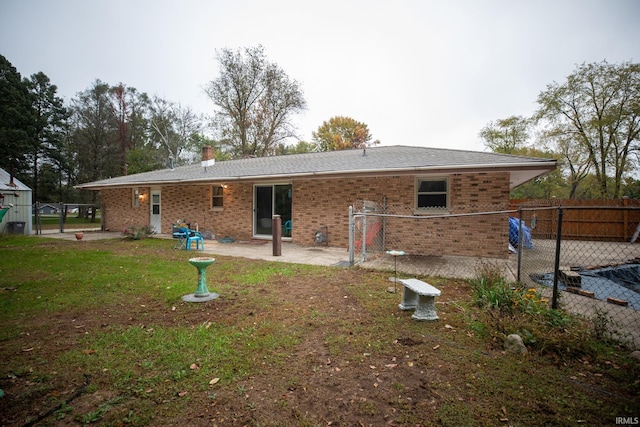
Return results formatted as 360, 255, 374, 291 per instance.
509, 198, 640, 242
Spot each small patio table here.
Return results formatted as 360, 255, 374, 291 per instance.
386, 250, 405, 292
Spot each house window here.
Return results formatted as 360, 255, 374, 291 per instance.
416, 178, 448, 210
211, 185, 224, 209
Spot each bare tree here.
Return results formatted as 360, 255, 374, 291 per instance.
205, 45, 306, 158
108, 84, 149, 175
149, 96, 205, 165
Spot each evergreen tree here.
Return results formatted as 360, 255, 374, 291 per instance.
70, 80, 120, 203
0, 54, 35, 180
25, 72, 68, 201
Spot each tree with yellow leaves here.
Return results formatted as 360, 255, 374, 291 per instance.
312, 116, 379, 151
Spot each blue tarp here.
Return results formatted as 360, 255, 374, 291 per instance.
531, 264, 640, 311
509, 217, 533, 249
585, 265, 640, 293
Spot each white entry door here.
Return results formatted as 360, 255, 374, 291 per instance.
150, 189, 161, 233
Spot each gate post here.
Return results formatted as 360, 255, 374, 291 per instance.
58, 202, 64, 233
362, 212, 368, 262
34, 201, 40, 235
517, 206, 523, 283
101, 203, 106, 231
623, 196, 629, 241
382, 196, 387, 252
552, 207, 564, 310
348, 206, 354, 265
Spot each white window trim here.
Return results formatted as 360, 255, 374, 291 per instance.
210, 184, 225, 211
414, 176, 450, 214
132, 187, 140, 208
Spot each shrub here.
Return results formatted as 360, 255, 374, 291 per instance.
468, 262, 608, 358
471, 263, 555, 318
470, 262, 517, 313
123, 225, 153, 240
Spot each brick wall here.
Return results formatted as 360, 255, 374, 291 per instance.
293, 176, 401, 246
100, 171, 510, 257
292, 172, 510, 257
160, 182, 255, 241
102, 183, 255, 241
101, 188, 149, 232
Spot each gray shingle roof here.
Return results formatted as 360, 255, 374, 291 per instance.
75, 145, 556, 189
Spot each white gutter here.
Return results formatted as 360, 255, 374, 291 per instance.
75, 160, 556, 190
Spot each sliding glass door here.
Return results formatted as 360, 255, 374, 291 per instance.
254, 184, 292, 237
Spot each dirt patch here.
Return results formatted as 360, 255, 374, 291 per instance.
172, 276, 493, 426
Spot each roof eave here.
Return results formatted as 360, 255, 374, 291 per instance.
75, 160, 557, 190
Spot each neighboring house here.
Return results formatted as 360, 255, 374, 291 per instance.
75, 145, 556, 258
36, 204, 59, 215
0, 167, 33, 235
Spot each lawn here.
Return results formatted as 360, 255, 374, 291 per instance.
0, 235, 638, 426
35, 215, 101, 230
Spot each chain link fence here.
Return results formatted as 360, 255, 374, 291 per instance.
350, 198, 640, 347
349, 198, 515, 278
516, 201, 640, 347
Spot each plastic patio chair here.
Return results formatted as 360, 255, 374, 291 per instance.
186, 229, 204, 251
283, 220, 292, 237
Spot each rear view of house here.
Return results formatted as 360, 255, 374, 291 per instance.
75, 145, 556, 258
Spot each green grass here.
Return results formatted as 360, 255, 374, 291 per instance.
0, 238, 188, 321
61, 323, 273, 394
34, 214, 101, 230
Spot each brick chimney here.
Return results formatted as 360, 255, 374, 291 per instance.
201, 146, 215, 168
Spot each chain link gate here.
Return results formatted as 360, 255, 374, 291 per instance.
349, 199, 386, 265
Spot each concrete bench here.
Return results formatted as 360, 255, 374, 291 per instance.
398, 278, 441, 321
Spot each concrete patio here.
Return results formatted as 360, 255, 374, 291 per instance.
33, 229, 513, 280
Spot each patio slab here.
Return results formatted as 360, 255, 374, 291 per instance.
33, 231, 497, 277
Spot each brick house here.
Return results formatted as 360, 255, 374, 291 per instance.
75, 145, 556, 258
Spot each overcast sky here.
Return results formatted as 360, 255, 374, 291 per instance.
1, 0, 639, 152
